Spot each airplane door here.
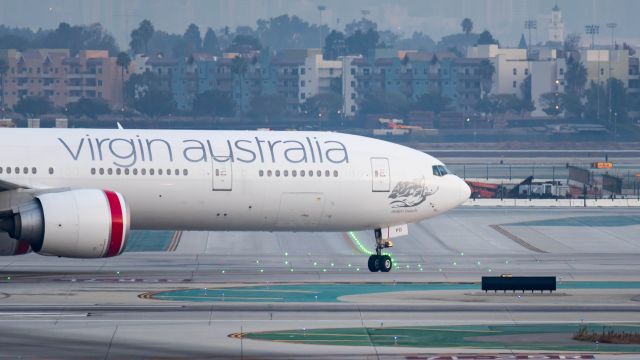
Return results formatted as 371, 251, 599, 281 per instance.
212, 158, 232, 191
371, 157, 390, 192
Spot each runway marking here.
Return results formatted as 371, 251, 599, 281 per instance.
0, 312, 88, 317
489, 225, 548, 254
166, 231, 183, 252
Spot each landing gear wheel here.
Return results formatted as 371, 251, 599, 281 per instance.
367, 228, 394, 273
368, 255, 378, 272
380, 255, 392, 272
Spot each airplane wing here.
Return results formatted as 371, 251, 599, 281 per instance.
0, 179, 28, 192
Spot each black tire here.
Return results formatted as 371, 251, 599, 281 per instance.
368, 255, 378, 272
380, 255, 392, 272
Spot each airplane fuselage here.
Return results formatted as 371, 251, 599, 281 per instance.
0, 128, 469, 232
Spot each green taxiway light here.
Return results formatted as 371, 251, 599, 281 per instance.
347, 231, 398, 267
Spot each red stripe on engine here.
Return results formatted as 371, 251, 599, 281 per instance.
15, 241, 30, 255
104, 190, 124, 257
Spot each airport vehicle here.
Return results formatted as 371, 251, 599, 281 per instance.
0, 128, 470, 272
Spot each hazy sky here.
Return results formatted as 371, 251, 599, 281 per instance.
1, 0, 638, 48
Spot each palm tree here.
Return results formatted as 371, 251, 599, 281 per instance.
0, 59, 8, 114
116, 52, 131, 109
479, 59, 495, 97
461, 18, 473, 36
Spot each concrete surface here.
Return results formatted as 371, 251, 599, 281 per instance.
0, 207, 638, 359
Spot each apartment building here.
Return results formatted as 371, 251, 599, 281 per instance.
0, 49, 128, 110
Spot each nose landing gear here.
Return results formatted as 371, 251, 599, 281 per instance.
367, 228, 393, 272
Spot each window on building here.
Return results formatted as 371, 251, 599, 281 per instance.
350, 68, 355, 75
350, 80, 355, 88
513, 80, 517, 88
513, 68, 517, 75
301, 93, 305, 100
524, 68, 529, 76
300, 80, 305, 87
300, 68, 305, 75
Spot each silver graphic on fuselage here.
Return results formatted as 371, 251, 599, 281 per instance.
388, 177, 438, 208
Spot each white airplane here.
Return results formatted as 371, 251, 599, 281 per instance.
0, 128, 470, 272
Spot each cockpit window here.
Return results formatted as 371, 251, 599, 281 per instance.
432, 165, 451, 177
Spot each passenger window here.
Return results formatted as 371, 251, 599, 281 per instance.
267, 170, 272, 177
108, 168, 113, 175
23, 167, 28, 174
150, 169, 155, 175
325, 170, 330, 177
116, 168, 122, 175
15, 167, 20, 174
99, 168, 104, 175
0, 167, 3, 174
32, 167, 37, 174
125, 168, 130, 175
275, 170, 281, 177
292, 170, 297, 177
333, 170, 338, 177
259, 170, 264, 177
91, 168, 96, 175
174, 169, 179, 176
7, 167, 11, 174
284, 170, 289, 177
308, 170, 313, 177
133, 168, 138, 175
166, 169, 171, 175
317, 170, 321, 177
141, 168, 146, 175
49, 167, 54, 175
300, 170, 305, 177
158, 169, 163, 175
183, 169, 188, 176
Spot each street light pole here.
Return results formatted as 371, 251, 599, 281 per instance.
606, 23, 617, 134
585, 25, 600, 123
524, 20, 537, 57
585, 24, 600, 49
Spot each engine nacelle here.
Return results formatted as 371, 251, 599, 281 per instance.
0, 232, 31, 256
0, 189, 130, 258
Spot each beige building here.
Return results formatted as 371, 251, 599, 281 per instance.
579, 49, 630, 88
0, 49, 129, 111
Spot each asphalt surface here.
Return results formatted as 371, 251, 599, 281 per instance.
0, 207, 639, 359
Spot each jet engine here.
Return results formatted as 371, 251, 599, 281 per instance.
0, 189, 130, 258
0, 232, 31, 256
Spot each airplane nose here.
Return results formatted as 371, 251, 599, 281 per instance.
458, 178, 471, 204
